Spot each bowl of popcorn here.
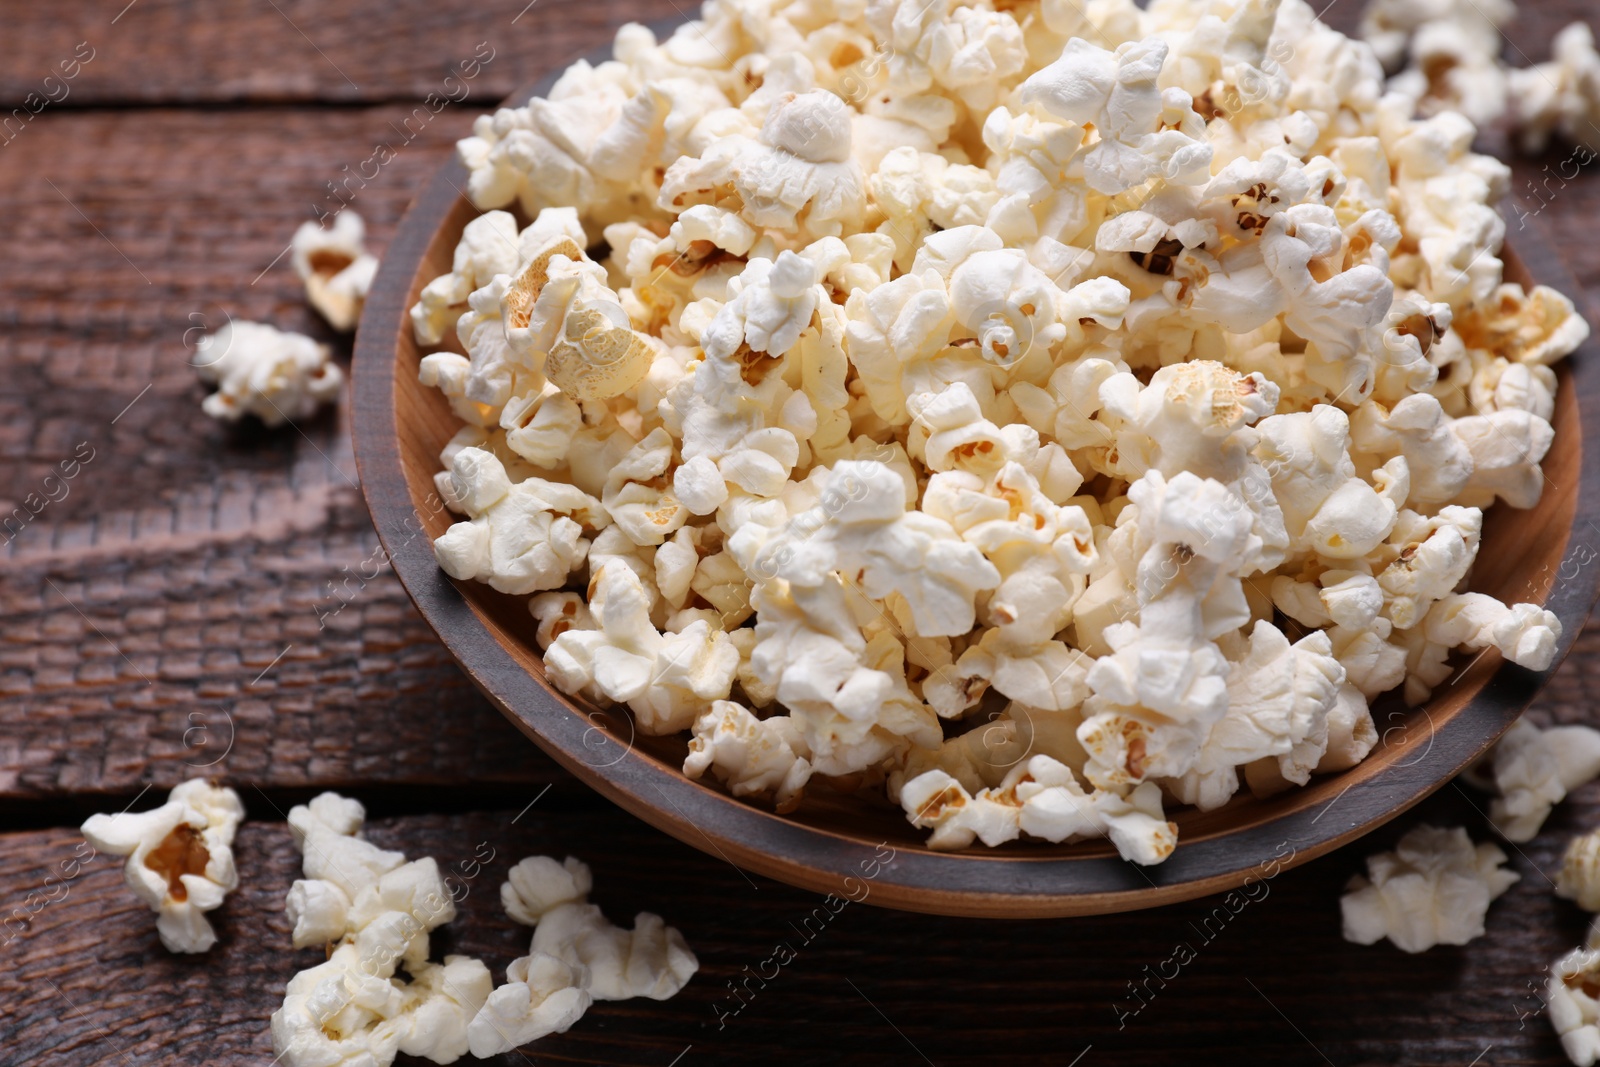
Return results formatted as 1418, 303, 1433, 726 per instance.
351, 0, 1600, 916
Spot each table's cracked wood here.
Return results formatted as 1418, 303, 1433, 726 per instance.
4, 1, 1600, 1064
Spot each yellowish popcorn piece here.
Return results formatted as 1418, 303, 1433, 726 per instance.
292, 210, 378, 332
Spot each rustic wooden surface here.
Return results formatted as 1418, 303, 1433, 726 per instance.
5, 1, 1600, 1063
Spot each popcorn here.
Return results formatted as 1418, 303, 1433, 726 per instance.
1019, 38, 1212, 194
433, 447, 606, 595
1455, 283, 1591, 369
1340, 824, 1518, 953
874, 0, 1028, 102
545, 561, 739, 734
412, 210, 521, 345
292, 210, 378, 332
1508, 23, 1600, 154
684, 699, 813, 811
469, 855, 697, 1057
1359, 0, 1512, 124
751, 459, 1000, 638
1559, 828, 1600, 912
660, 89, 866, 240
409, 0, 1578, 863
1166, 621, 1345, 811
193, 320, 342, 426
1468, 718, 1600, 842
272, 792, 492, 1067
1549, 940, 1600, 1067
899, 755, 1177, 864
507, 234, 655, 402
79, 780, 244, 954
1423, 592, 1561, 672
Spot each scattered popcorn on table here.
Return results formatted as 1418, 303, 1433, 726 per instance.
467, 855, 697, 1058
408, 0, 1586, 863
1507, 23, 1600, 154
193, 319, 342, 426
292, 209, 379, 332
270, 792, 491, 1067
79, 779, 244, 954
1466, 719, 1600, 842
1340, 824, 1518, 953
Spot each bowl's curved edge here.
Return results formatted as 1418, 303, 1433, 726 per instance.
352, 49, 1600, 919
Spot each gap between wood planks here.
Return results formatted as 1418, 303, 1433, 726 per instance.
0, 780, 597, 834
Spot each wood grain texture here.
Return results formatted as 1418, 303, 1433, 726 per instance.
1, 0, 1599, 1060
0, 0, 681, 106
1, 787, 1596, 1067
0, 108, 563, 800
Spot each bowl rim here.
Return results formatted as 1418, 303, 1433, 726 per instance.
351, 42, 1600, 918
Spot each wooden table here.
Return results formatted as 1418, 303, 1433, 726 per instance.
5, 2, 1600, 1063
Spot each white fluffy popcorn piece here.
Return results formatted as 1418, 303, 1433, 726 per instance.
683, 700, 813, 812
468, 951, 591, 1059
193, 320, 342, 426
1340, 824, 1518, 953
468, 855, 697, 1057
272, 792, 492, 1067
293, 210, 379, 333
432, 446, 606, 595
412, 210, 522, 345
752, 459, 1000, 639
1456, 283, 1592, 370
1165, 621, 1346, 812
1470, 718, 1600, 842
455, 47, 722, 227
1509, 22, 1600, 154
79, 780, 244, 954
1360, 0, 1512, 124
1019, 37, 1212, 194
866, 0, 1027, 112
283, 791, 405, 947
1559, 828, 1600, 912
1317, 685, 1380, 772
1387, 110, 1511, 311
1359, 0, 1511, 73
736, 580, 942, 778
544, 561, 739, 735
659, 89, 865, 240
1423, 592, 1562, 672
272, 943, 492, 1067
1256, 404, 1406, 559
1076, 469, 1261, 790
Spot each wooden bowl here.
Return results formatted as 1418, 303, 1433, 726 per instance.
351, 58, 1600, 918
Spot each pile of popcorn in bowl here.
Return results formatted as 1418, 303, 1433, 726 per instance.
406, 0, 1589, 867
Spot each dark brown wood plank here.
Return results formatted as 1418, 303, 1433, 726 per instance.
0, 106, 565, 799
0, 0, 680, 106
0, 791, 1590, 1066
